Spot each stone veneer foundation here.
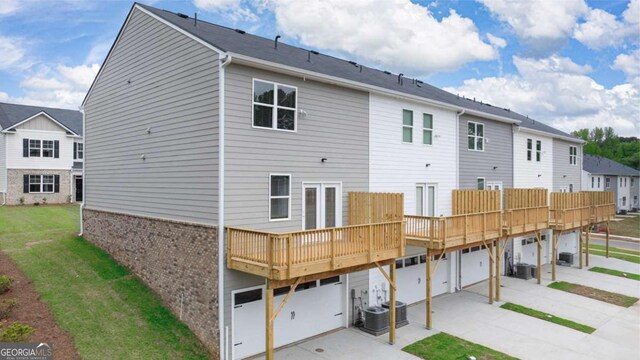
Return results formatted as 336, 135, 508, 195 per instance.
82, 208, 219, 356
6, 169, 72, 205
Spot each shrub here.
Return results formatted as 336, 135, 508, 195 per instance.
0, 299, 18, 319
33, 202, 40, 206
18, 197, 24, 205
0, 275, 12, 294
1, 322, 34, 342
42, 198, 47, 205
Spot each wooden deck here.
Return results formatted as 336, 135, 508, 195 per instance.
502, 189, 549, 236
405, 211, 502, 250
227, 221, 405, 281
549, 192, 615, 230
549, 206, 590, 230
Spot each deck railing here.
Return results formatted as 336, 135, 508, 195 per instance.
591, 203, 615, 223
227, 221, 405, 280
405, 210, 502, 249
503, 205, 550, 236
549, 206, 590, 230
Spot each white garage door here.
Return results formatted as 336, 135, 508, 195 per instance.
558, 231, 579, 256
519, 235, 549, 266
461, 245, 489, 287
396, 254, 449, 305
232, 276, 345, 359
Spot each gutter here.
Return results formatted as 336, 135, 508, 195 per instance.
516, 125, 585, 144
79, 108, 85, 236
218, 53, 232, 360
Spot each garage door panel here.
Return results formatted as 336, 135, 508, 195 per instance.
396, 254, 449, 305
461, 249, 489, 287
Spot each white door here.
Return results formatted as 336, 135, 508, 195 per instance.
396, 254, 448, 305
303, 183, 341, 229
232, 278, 346, 359
461, 246, 489, 287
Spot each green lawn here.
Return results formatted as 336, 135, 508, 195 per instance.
589, 267, 640, 281
403, 332, 517, 360
588, 244, 640, 256
500, 303, 595, 334
548, 281, 638, 308
0, 205, 209, 359
605, 216, 640, 238
588, 249, 640, 264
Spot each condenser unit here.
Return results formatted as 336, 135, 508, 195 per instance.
559, 252, 574, 264
382, 301, 409, 328
516, 263, 532, 280
360, 306, 389, 336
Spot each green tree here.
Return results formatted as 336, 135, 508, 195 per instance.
572, 127, 640, 170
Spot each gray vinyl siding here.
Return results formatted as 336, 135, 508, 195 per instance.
222, 63, 370, 332
606, 175, 619, 209
0, 133, 6, 192
458, 114, 513, 189
552, 139, 581, 192
16, 114, 65, 132
631, 176, 640, 209
83, 9, 219, 224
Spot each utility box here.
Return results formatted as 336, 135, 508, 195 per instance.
516, 263, 532, 280
381, 301, 409, 328
361, 306, 389, 336
559, 252, 574, 264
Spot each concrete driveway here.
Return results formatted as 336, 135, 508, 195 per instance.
264, 255, 640, 360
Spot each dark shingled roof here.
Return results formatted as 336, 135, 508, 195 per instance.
0, 102, 83, 135
583, 154, 639, 177
138, 4, 579, 141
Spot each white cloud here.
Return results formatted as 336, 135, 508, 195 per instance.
194, 0, 242, 9
84, 41, 111, 64
573, 4, 639, 50
271, 0, 498, 75
0, 36, 27, 70
9, 64, 100, 109
486, 33, 507, 48
445, 55, 640, 136
613, 49, 640, 87
480, 0, 588, 51
624, 0, 640, 24
0, 0, 21, 15
193, 0, 258, 22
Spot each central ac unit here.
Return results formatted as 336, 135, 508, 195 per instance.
360, 306, 389, 336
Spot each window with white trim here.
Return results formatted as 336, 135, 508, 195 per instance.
569, 146, 577, 165
75, 142, 84, 160
402, 109, 413, 143
477, 177, 485, 190
536, 140, 542, 162
269, 175, 291, 220
591, 177, 595, 188
422, 113, 433, 145
597, 177, 601, 188
42, 175, 54, 193
28, 175, 54, 193
42, 140, 54, 158
29, 175, 41, 193
468, 122, 484, 151
527, 138, 532, 161
29, 139, 41, 157
253, 79, 297, 131
606, 177, 610, 188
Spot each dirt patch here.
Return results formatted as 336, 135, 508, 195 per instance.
561, 282, 638, 307
0, 250, 80, 359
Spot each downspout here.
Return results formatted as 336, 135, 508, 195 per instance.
79, 108, 85, 236
454, 109, 464, 291
218, 53, 232, 360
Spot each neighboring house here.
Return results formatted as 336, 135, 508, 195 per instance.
0, 102, 83, 205
81, 4, 600, 359
583, 154, 640, 212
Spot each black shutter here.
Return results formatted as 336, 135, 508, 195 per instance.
23, 139, 29, 157
54, 175, 60, 193
54, 140, 59, 158
23, 175, 29, 193
73, 142, 77, 160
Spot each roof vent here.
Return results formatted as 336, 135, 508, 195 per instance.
235, 29, 246, 34
307, 50, 320, 62
383, 71, 391, 75
310, 50, 319, 55
274, 35, 281, 49
359, 65, 363, 72
398, 73, 404, 85
177, 13, 189, 19
348, 60, 358, 66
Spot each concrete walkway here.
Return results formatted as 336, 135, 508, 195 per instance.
264, 256, 639, 360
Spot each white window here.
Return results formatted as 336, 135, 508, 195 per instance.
422, 113, 433, 145
569, 184, 574, 192
591, 177, 595, 188
253, 79, 297, 131
42, 140, 54, 158
402, 109, 413, 143
622, 196, 626, 206
632, 178, 635, 187
75, 142, 84, 160
536, 140, 542, 162
28, 175, 54, 193
569, 146, 577, 165
597, 177, 601, 188
477, 177, 485, 190
526, 139, 532, 161
269, 174, 291, 221
620, 178, 623, 187
416, 184, 425, 216
468, 122, 484, 151
29, 139, 41, 157
624, 178, 627, 186
606, 177, 610, 188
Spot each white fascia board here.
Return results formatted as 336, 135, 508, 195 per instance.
517, 126, 585, 144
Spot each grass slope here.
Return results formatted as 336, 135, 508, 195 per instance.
0, 205, 209, 359
500, 303, 595, 334
548, 281, 638, 308
605, 216, 640, 238
588, 249, 640, 264
403, 332, 517, 360
589, 267, 640, 281
588, 244, 640, 256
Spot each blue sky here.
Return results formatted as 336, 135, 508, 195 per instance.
0, 0, 638, 135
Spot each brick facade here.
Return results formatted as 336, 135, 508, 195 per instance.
6, 169, 72, 205
82, 209, 219, 357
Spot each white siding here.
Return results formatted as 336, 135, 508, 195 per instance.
6, 127, 76, 170
369, 93, 458, 216
583, 172, 604, 191
0, 133, 6, 191
617, 176, 631, 210
513, 130, 553, 191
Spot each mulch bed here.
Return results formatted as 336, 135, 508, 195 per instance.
0, 250, 80, 359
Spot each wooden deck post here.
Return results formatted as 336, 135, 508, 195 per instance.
552, 231, 557, 281
495, 238, 501, 301
586, 228, 590, 267
426, 249, 432, 329
536, 231, 542, 285
488, 240, 494, 304
266, 280, 274, 360
578, 227, 583, 269
605, 221, 610, 258
389, 261, 396, 345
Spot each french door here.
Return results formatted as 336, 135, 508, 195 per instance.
303, 183, 342, 230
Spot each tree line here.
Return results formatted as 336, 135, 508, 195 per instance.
572, 127, 639, 170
